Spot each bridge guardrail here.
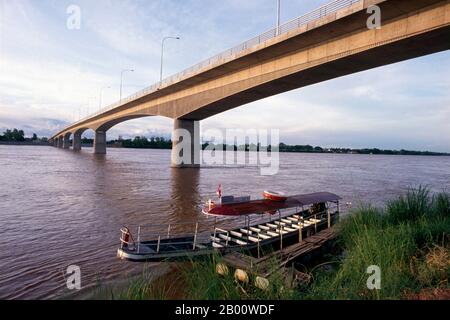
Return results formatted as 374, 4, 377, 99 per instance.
58, 0, 362, 135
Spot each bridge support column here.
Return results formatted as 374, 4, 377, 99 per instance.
73, 132, 82, 151
53, 139, 58, 147
171, 119, 200, 168
57, 138, 63, 148
63, 135, 71, 149
94, 130, 107, 154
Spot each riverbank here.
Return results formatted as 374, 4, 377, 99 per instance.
0, 141, 51, 146
95, 187, 449, 300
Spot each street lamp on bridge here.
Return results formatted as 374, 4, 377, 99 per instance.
276, 0, 281, 36
120, 69, 134, 102
160, 36, 180, 85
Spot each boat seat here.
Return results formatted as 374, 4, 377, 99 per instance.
212, 242, 224, 248
218, 234, 247, 246
308, 218, 322, 223
249, 227, 261, 233
274, 221, 286, 226
195, 244, 207, 249
266, 223, 278, 229
283, 227, 297, 232
267, 231, 280, 237
281, 219, 293, 224
257, 233, 271, 240
230, 231, 243, 238
258, 225, 270, 231
248, 234, 271, 243
218, 234, 232, 241
233, 238, 248, 246
291, 224, 303, 229
287, 217, 299, 222
240, 228, 252, 235
210, 236, 222, 242
293, 215, 300, 219
248, 233, 271, 241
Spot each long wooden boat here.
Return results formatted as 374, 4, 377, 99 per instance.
117, 192, 341, 262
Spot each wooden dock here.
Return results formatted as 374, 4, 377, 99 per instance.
222, 227, 337, 278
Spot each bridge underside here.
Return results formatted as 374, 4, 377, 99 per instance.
51, 0, 450, 167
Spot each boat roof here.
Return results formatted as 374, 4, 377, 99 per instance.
204, 192, 341, 216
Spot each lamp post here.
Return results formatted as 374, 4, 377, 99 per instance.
276, 0, 281, 35
120, 69, 134, 102
99, 86, 111, 112
160, 36, 180, 84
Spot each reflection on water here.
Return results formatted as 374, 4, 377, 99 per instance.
169, 168, 200, 224
0, 145, 449, 299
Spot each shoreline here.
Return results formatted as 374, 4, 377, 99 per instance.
1, 143, 448, 157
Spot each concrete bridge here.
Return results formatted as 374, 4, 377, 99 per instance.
50, 0, 450, 167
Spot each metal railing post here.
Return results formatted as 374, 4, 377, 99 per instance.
225, 231, 229, 247
328, 206, 331, 229
137, 226, 141, 254
156, 236, 161, 253
257, 233, 261, 259
167, 224, 171, 239
193, 223, 199, 250
299, 222, 303, 243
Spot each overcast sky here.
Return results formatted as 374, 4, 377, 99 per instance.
1, 0, 449, 152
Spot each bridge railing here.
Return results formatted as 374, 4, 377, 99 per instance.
66, 0, 362, 131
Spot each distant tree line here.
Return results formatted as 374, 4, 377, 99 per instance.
278, 143, 449, 156
110, 136, 172, 149
0, 128, 47, 143
3, 127, 446, 156
107, 138, 448, 156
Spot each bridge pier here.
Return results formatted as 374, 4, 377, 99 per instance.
94, 130, 107, 154
53, 139, 58, 147
73, 132, 82, 151
57, 137, 63, 148
171, 119, 200, 168
63, 135, 71, 149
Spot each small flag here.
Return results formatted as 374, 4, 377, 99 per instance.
217, 184, 222, 198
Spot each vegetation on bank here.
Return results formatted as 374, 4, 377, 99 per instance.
1, 128, 448, 156
0, 128, 48, 143
106, 137, 449, 156
95, 187, 449, 300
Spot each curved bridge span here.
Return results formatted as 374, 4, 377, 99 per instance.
50, 0, 450, 167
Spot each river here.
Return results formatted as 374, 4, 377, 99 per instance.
0, 145, 449, 299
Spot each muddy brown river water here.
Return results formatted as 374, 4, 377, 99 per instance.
0, 145, 449, 299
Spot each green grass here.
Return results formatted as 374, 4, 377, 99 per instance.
182, 254, 299, 300
302, 187, 450, 300
95, 187, 449, 300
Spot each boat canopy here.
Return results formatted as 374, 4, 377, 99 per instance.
204, 192, 341, 216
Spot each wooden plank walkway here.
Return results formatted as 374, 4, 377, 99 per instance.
222, 227, 337, 278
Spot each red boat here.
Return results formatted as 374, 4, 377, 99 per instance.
263, 190, 288, 202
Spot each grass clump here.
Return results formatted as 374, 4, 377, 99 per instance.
303, 186, 450, 300
182, 254, 299, 300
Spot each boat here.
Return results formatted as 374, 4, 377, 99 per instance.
263, 190, 288, 202
117, 191, 341, 262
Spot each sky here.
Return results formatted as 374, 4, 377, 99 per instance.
0, 0, 449, 152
